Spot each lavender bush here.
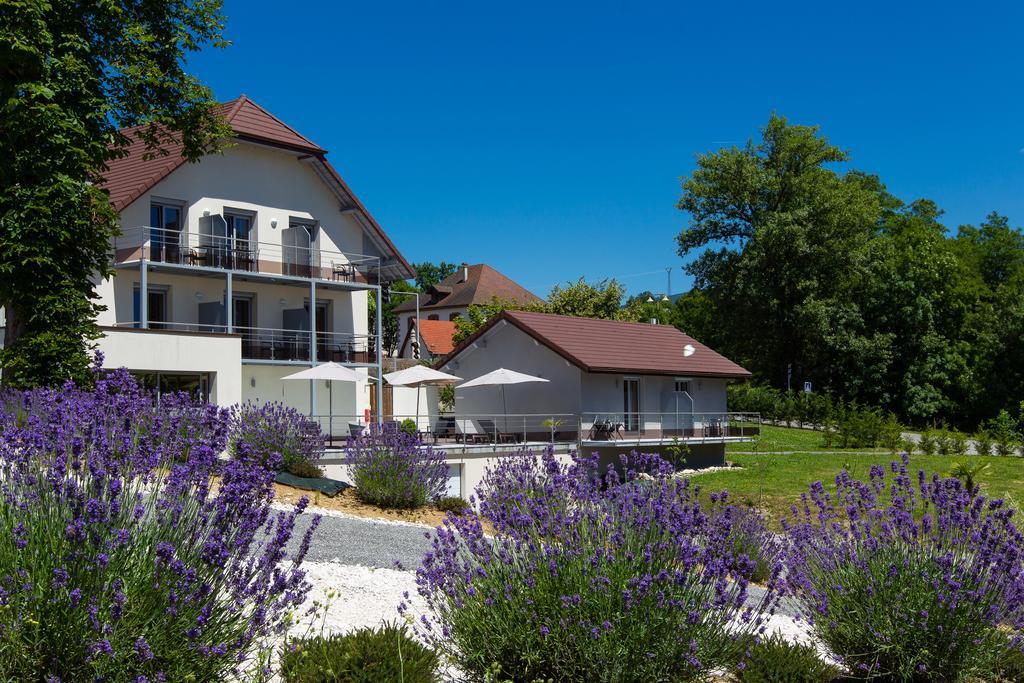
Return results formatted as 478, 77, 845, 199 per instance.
230, 401, 325, 477
0, 366, 320, 681
405, 448, 782, 681
347, 424, 446, 509
783, 455, 1024, 681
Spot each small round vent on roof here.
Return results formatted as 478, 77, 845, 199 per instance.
683, 344, 696, 357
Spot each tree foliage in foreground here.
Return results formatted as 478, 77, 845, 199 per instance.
675, 113, 1024, 427
0, 0, 232, 388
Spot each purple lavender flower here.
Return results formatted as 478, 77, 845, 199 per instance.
783, 455, 1024, 680
406, 446, 781, 680
0, 365, 319, 680
347, 423, 447, 509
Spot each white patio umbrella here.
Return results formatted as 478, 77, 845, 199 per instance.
383, 365, 462, 431
456, 368, 550, 432
281, 362, 364, 432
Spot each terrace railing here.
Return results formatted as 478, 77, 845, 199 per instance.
113, 226, 380, 283
580, 412, 760, 444
313, 412, 760, 450
110, 322, 376, 364
314, 414, 580, 449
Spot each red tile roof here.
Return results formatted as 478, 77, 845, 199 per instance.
417, 319, 458, 356
397, 318, 457, 358
100, 96, 323, 212
97, 95, 413, 280
394, 264, 542, 313
439, 310, 751, 378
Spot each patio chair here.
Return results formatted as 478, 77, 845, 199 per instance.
331, 261, 352, 281
348, 423, 365, 439
477, 419, 518, 444
430, 417, 457, 443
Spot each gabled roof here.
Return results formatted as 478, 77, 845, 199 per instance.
97, 95, 414, 281
437, 310, 752, 379
394, 264, 542, 313
398, 319, 457, 358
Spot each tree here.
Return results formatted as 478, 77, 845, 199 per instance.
371, 280, 418, 356
674, 113, 1024, 428
451, 278, 629, 345
0, 0, 232, 387
412, 261, 459, 291
677, 113, 884, 394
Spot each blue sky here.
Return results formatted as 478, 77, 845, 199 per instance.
189, 1, 1024, 297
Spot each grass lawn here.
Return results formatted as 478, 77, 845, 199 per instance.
704, 426, 1024, 527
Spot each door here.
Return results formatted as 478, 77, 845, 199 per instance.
226, 213, 253, 270
133, 287, 168, 329
233, 296, 254, 356
282, 223, 314, 277
150, 203, 182, 263
623, 377, 641, 433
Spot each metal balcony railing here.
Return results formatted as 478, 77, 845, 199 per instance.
113, 226, 380, 283
311, 412, 760, 450
580, 412, 761, 443
110, 322, 376, 364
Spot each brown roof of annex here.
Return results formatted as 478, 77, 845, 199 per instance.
438, 309, 752, 379
97, 95, 413, 280
394, 264, 543, 313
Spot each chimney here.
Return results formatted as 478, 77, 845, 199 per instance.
460, 262, 469, 283
649, 318, 658, 325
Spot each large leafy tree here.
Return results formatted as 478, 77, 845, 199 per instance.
677, 114, 884, 391
676, 114, 1024, 427
0, 0, 232, 387
412, 261, 459, 291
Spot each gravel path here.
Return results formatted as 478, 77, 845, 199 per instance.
284, 507, 802, 620
284, 509, 434, 569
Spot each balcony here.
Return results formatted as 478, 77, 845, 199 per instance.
113, 226, 381, 284
111, 322, 377, 365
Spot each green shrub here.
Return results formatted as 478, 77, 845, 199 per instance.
936, 428, 953, 456
989, 636, 1024, 682
436, 496, 470, 515
901, 437, 917, 456
989, 410, 1020, 456
287, 459, 325, 479
736, 634, 839, 683
399, 418, 418, 436
919, 429, 938, 456
949, 430, 968, 457
880, 413, 903, 454
974, 430, 994, 457
280, 622, 437, 683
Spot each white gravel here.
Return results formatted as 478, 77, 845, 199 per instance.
288, 561, 425, 639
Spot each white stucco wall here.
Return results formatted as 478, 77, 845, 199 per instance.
97, 328, 241, 407
439, 321, 583, 421
116, 142, 376, 265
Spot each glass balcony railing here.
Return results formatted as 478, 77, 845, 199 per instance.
113, 226, 380, 283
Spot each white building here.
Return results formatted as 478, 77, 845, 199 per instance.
92, 96, 413, 417
435, 310, 756, 467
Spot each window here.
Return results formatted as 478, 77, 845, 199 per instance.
150, 201, 183, 263
225, 211, 253, 245
133, 285, 169, 329
132, 371, 211, 403
449, 312, 461, 321
428, 314, 439, 321
674, 379, 691, 394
